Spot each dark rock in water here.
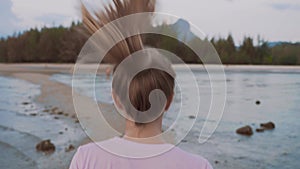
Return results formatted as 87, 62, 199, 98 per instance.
188, 115, 196, 119
236, 125, 253, 136
256, 100, 261, 105
59, 131, 63, 135
30, 113, 37, 116
65, 144, 75, 152
260, 122, 275, 129
43, 109, 50, 112
214, 160, 219, 164
36, 140, 55, 153
75, 119, 79, 123
256, 128, 265, 132
57, 111, 63, 115
181, 139, 188, 143
22, 102, 30, 105
51, 107, 60, 114
54, 116, 59, 120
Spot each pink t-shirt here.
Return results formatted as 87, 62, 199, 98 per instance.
70, 137, 213, 169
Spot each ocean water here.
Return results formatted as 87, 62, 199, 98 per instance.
0, 76, 85, 169
51, 66, 300, 169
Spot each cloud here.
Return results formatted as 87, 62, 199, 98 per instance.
0, 0, 20, 36
35, 13, 70, 27
270, 3, 300, 11
157, 0, 300, 43
10, 0, 80, 30
1, 0, 299, 43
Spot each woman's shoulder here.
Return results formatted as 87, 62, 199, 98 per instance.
69, 141, 114, 169
79, 138, 211, 163
169, 147, 213, 169
77, 139, 113, 155
79, 141, 103, 150
71, 138, 213, 169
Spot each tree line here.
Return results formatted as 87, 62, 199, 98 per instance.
0, 22, 299, 65
211, 35, 300, 65
0, 22, 87, 63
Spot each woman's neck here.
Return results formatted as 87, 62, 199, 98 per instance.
123, 116, 165, 144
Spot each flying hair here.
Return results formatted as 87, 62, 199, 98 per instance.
81, 0, 175, 125
81, 0, 156, 64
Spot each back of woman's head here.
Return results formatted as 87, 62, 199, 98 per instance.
81, 0, 175, 125
129, 68, 174, 113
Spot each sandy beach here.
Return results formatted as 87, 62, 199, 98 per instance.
0, 63, 124, 169
0, 63, 116, 120
0, 63, 179, 169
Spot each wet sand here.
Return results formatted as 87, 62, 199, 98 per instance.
0, 63, 119, 125
0, 64, 124, 169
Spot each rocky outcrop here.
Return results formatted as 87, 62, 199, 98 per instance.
260, 122, 275, 130
65, 144, 75, 152
236, 125, 253, 136
256, 128, 264, 132
36, 140, 55, 153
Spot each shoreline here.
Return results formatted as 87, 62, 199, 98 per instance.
1, 64, 128, 131
0, 63, 298, 139
1, 63, 300, 77
1, 63, 300, 69
0, 73, 86, 169
1, 63, 300, 169
0, 64, 124, 168
6, 72, 125, 141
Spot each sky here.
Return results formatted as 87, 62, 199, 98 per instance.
1, 0, 299, 44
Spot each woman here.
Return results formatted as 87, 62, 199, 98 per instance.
70, 0, 213, 168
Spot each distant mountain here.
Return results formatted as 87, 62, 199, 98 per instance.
267, 41, 300, 47
267, 41, 286, 47
170, 19, 197, 42
170, 20, 300, 49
